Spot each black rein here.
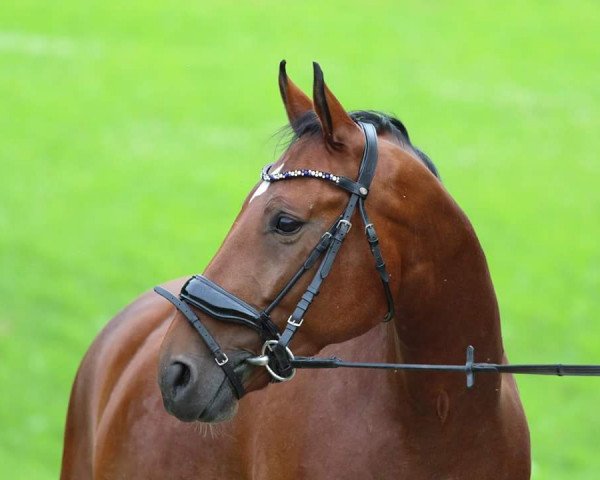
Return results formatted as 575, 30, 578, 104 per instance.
288, 345, 600, 389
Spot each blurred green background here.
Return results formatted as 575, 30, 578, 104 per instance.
1, 1, 598, 478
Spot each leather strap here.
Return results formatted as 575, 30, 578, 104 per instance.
181, 275, 280, 340
359, 199, 395, 321
335, 176, 369, 197
288, 345, 600, 389
154, 286, 246, 399
356, 123, 379, 187
262, 224, 336, 316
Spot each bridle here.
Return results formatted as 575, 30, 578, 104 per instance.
155, 122, 600, 399
154, 122, 395, 398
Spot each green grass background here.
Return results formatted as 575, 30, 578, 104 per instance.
1, 1, 598, 478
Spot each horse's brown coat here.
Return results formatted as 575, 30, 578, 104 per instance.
61, 63, 530, 479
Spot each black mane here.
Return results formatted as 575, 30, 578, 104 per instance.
286, 110, 440, 179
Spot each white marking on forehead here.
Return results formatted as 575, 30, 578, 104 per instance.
249, 181, 268, 203
249, 162, 285, 203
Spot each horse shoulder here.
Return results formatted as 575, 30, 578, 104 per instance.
60, 279, 185, 480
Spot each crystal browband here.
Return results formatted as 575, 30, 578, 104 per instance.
261, 166, 341, 185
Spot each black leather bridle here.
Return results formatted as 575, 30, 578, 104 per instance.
155, 122, 600, 399
154, 122, 395, 398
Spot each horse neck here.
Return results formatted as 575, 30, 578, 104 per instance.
386, 184, 504, 399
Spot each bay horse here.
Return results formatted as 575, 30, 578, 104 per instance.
61, 62, 530, 479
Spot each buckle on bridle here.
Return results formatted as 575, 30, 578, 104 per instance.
337, 219, 352, 233
215, 352, 229, 366
287, 315, 304, 327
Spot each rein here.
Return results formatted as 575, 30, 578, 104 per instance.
266, 346, 600, 388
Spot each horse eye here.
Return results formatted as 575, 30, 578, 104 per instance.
274, 215, 304, 235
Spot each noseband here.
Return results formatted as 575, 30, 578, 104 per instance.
154, 122, 395, 398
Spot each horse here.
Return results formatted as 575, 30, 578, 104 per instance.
61, 61, 530, 479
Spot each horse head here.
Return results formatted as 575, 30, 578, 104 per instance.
157, 61, 448, 423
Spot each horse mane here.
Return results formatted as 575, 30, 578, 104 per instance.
284, 110, 440, 179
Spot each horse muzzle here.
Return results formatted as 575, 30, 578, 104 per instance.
159, 352, 250, 423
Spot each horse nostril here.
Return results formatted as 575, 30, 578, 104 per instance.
165, 361, 192, 396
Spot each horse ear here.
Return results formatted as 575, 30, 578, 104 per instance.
279, 60, 313, 130
312, 62, 359, 149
